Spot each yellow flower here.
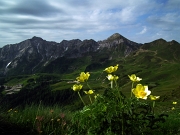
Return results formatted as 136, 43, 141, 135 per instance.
72, 84, 83, 92
76, 72, 90, 82
8, 108, 13, 113
104, 64, 119, 73
132, 84, 151, 100
94, 94, 99, 99
84, 90, 94, 95
172, 107, 175, 110
172, 102, 177, 104
150, 95, 160, 100
128, 74, 142, 82
57, 119, 60, 122
107, 74, 119, 81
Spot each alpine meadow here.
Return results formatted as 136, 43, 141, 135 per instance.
0, 33, 180, 134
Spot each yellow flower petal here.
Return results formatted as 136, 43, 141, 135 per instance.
88, 90, 94, 94
76, 72, 90, 82
114, 75, 119, 81
84, 90, 94, 95
172, 102, 177, 104
107, 74, 119, 81
57, 119, 60, 122
104, 64, 119, 73
107, 74, 114, 81
132, 84, 151, 100
72, 84, 83, 92
94, 94, 99, 99
150, 95, 160, 100
128, 74, 142, 82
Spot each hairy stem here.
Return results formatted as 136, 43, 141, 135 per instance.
78, 92, 86, 106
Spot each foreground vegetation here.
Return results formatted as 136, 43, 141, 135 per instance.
0, 102, 180, 135
0, 64, 180, 134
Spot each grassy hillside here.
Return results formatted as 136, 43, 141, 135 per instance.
0, 39, 180, 105
1, 39, 180, 134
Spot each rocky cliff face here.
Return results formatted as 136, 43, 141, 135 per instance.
0, 33, 140, 76
98, 33, 140, 56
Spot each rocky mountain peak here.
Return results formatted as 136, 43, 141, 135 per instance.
31, 36, 43, 41
98, 33, 139, 49
107, 33, 123, 41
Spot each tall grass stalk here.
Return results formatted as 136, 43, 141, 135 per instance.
33, 100, 42, 128
1, 104, 72, 134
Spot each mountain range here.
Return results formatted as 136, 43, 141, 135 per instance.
0, 33, 180, 77
0, 33, 139, 76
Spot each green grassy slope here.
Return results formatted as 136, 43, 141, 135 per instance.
1, 39, 180, 109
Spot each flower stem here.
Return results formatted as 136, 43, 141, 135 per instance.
86, 82, 93, 104
86, 82, 92, 90
131, 82, 134, 97
88, 95, 92, 104
152, 101, 155, 114
116, 81, 122, 103
111, 81, 113, 88
78, 92, 86, 106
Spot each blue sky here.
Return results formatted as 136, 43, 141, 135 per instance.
0, 0, 180, 47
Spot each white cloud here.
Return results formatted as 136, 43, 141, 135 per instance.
156, 33, 161, 36
147, 12, 180, 31
137, 26, 147, 34
0, 0, 180, 46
